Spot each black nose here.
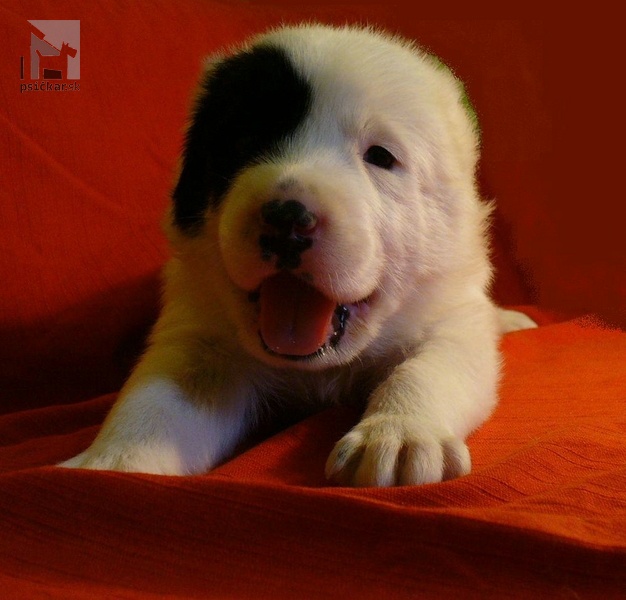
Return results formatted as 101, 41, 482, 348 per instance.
259, 200, 318, 269
260, 199, 317, 233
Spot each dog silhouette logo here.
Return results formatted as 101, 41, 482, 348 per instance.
21, 20, 80, 81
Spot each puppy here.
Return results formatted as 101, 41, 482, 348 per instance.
61, 24, 536, 486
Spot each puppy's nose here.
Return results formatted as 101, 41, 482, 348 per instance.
259, 199, 318, 269
260, 199, 318, 235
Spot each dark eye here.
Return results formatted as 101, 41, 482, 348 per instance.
363, 145, 397, 170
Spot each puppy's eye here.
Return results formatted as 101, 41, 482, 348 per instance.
363, 145, 397, 170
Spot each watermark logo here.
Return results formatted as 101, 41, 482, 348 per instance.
20, 20, 80, 93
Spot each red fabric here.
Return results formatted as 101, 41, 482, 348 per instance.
1, 2, 625, 597
1, 317, 626, 598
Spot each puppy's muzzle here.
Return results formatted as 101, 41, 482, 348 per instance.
259, 199, 318, 269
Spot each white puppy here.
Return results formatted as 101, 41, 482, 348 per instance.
61, 24, 536, 486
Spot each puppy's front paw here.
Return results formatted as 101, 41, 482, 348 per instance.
325, 414, 470, 487
58, 444, 183, 475
59, 449, 129, 472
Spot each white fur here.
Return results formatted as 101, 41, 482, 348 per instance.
60, 24, 536, 486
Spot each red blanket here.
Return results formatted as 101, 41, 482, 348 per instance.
2, 2, 625, 597
2, 315, 626, 597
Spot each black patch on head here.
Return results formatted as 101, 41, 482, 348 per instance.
173, 44, 312, 233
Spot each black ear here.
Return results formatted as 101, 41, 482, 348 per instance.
171, 65, 218, 234
172, 44, 312, 235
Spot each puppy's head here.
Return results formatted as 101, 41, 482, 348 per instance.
169, 24, 485, 370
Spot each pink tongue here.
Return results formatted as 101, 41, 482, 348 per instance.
259, 272, 336, 356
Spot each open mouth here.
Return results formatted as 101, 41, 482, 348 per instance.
250, 272, 369, 361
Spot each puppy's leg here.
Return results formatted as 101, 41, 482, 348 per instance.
326, 303, 501, 487
59, 340, 256, 475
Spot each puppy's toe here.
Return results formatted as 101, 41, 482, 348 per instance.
397, 439, 445, 485
398, 436, 470, 485
442, 437, 472, 480
352, 435, 403, 487
325, 430, 365, 485
326, 415, 404, 486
